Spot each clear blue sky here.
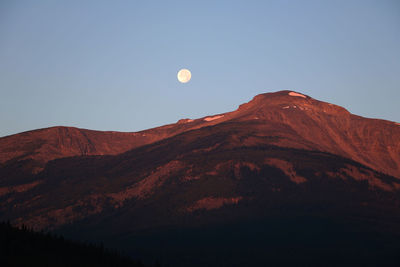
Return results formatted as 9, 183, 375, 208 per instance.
1, 0, 399, 137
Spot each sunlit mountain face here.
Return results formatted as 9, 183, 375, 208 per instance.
1, 91, 400, 266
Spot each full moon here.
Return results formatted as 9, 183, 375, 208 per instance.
177, 69, 191, 83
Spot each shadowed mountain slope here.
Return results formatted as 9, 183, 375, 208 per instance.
0, 222, 146, 267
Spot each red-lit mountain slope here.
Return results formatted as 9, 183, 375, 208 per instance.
1, 90, 400, 266
1, 90, 399, 179
218, 90, 400, 178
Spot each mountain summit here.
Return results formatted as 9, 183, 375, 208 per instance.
2, 90, 399, 178
1, 90, 400, 266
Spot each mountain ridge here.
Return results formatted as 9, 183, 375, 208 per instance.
1, 90, 400, 266
1, 90, 399, 178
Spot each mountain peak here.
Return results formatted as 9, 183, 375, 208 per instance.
237, 90, 349, 116
1, 90, 398, 179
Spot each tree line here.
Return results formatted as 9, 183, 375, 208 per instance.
0, 221, 159, 267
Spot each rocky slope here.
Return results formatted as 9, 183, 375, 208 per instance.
1, 90, 400, 266
2, 90, 398, 179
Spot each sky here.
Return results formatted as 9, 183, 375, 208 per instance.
1, 0, 399, 137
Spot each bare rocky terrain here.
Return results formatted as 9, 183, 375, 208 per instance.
1, 90, 400, 266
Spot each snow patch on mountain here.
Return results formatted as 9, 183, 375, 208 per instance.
178, 119, 194, 123
289, 92, 306, 98
204, 115, 224, 121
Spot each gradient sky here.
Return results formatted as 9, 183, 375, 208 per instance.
1, 0, 399, 137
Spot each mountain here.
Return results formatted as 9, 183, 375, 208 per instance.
1, 90, 400, 266
2, 91, 399, 179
